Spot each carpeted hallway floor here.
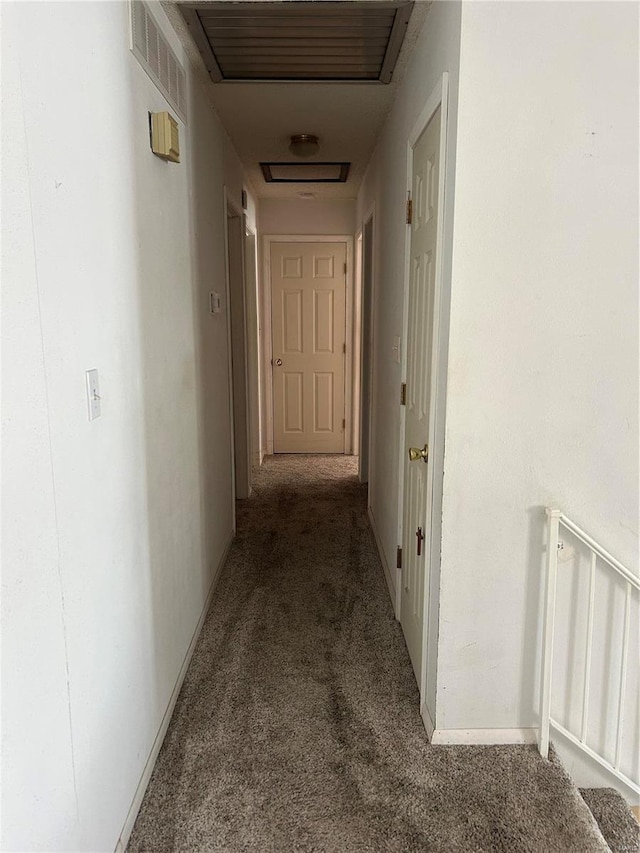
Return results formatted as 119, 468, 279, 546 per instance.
128, 455, 617, 852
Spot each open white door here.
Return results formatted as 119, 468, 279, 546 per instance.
401, 105, 442, 684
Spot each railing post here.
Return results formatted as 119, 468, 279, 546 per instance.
580, 551, 596, 743
615, 582, 631, 770
540, 508, 561, 758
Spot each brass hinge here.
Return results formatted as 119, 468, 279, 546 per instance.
400, 382, 407, 405
342, 418, 346, 429
343, 342, 346, 354
343, 261, 347, 275
397, 546, 403, 569
406, 194, 413, 225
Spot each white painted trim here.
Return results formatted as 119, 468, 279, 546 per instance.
358, 203, 376, 485
398, 72, 450, 717
423, 71, 450, 720
224, 191, 252, 501
262, 235, 355, 455
262, 238, 275, 456
551, 724, 640, 804
222, 188, 237, 526
244, 225, 261, 470
551, 720, 640, 797
343, 240, 356, 455
114, 531, 234, 853
352, 228, 363, 458
408, 76, 449, 150
430, 728, 538, 746
421, 703, 436, 740
368, 505, 399, 619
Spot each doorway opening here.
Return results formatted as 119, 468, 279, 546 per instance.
397, 75, 450, 735
262, 235, 355, 456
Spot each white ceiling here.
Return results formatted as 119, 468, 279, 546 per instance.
164, 1, 431, 199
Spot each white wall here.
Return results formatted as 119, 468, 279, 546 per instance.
437, 0, 639, 742
355, 0, 462, 721
355, 0, 638, 787
1, 2, 249, 849
259, 197, 355, 236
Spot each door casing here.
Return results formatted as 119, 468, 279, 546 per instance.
397, 73, 451, 737
263, 234, 355, 456
358, 208, 376, 486
244, 226, 262, 467
223, 188, 251, 511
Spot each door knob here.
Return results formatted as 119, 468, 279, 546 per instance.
274, 358, 283, 366
408, 444, 429, 463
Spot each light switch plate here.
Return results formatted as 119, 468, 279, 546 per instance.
392, 336, 401, 364
86, 369, 101, 420
209, 291, 222, 315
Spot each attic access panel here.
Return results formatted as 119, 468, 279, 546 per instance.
261, 162, 350, 182
180, 2, 414, 83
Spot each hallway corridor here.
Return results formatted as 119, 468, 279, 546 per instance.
127, 457, 609, 853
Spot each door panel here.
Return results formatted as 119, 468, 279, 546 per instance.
314, 372, 334, 431
283, 372, 303, 432
314, 290, 335, 353
283, 290, 303, 352
271, 242, 346, 452
401, 105, 441, 685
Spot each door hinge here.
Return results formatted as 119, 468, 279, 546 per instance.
343, 261, 347, 275
397, 546, 403, 569
343, 342, 346, 354
400, 382, 407, 405
342, 418, 346, 429
406, 194, 413, 225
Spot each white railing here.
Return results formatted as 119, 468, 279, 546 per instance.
539, 508, 640, 797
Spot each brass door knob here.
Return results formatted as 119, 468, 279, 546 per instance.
408, 444, 429, 463
274, 358, 283, 366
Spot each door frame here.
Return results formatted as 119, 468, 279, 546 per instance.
244, 224, 262, 468
352, 227, 363, 459
262, 234, 355, 455
397, 73, 450, 732
357, 204, 376, 486
224, 187, 251, 506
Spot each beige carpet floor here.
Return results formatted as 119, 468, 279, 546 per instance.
580, 788, 639, 853
128, 455, 613, 852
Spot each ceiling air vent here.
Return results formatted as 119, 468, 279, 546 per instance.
261, 162, 350, 183
180, 2, 414, 83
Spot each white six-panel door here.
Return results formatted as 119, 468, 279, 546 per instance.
401, 105, 441, 684
271, 241, 346, 453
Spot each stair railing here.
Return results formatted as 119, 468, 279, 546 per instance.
539, 507, 639, 797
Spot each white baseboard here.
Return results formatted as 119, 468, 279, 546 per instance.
430, 727, 538, 746
421, 703, 436, 739
367, 505, 398, 617
114, 531, 234, 853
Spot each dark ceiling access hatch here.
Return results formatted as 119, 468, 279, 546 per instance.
261, 162, 350, 183
180, 2, 414, 83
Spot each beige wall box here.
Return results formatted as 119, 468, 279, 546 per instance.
150, 111, 180, 162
